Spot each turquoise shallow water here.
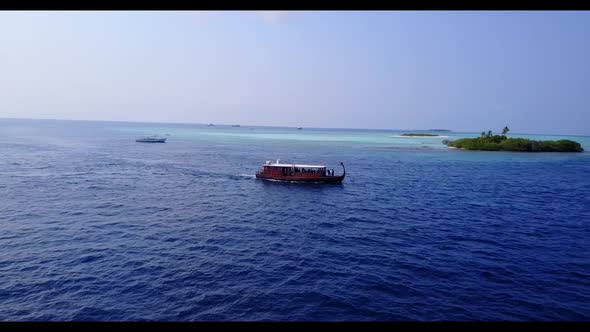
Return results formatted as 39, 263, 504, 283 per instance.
1, 118, 589, 321
116, 123, 590, 149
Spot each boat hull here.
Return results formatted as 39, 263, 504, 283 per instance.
255, 174, 344, 183
136, 139, 166, 143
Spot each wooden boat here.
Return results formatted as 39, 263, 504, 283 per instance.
255, 160, 345, 183
136, 136, 167, 143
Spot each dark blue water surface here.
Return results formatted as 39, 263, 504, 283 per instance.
1, 119, 589, 321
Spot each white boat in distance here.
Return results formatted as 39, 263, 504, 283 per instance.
136, 136, 167, 143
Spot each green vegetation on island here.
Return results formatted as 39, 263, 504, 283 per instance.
400, 133, 439, 137
444, 127, 584, 152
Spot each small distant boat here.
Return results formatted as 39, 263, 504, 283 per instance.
429, 129, 452, 132
232, 124, 240, 127
255, 159, 345, 183
136, 136, 167, 143
297, 127, 303, 130
207, 123, 214, 126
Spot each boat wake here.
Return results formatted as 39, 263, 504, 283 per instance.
239, 174, 256, 179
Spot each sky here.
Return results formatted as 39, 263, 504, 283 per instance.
0, 11, 589, 135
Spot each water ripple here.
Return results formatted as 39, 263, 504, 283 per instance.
0, 120, 589, 321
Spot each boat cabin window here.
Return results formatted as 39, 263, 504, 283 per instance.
260, 164, 327, 177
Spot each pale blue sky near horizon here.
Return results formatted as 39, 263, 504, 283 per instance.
1, 11, 589, 135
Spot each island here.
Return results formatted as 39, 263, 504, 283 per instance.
443, 127, 584, 152
428, 129, 452, 132
400, 133, 439, 137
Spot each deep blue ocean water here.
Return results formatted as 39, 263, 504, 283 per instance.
1, 118, 589, 321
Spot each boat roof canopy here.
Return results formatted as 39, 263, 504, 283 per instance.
265, 162, 325, 169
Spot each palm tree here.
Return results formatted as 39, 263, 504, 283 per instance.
481, 131, 486, 138
502, 126, 510, 135
487, 130, 492, 138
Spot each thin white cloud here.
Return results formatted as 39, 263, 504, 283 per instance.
255, 11, 289, 24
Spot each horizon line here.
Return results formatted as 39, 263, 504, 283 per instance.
0, 116, 587, 138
